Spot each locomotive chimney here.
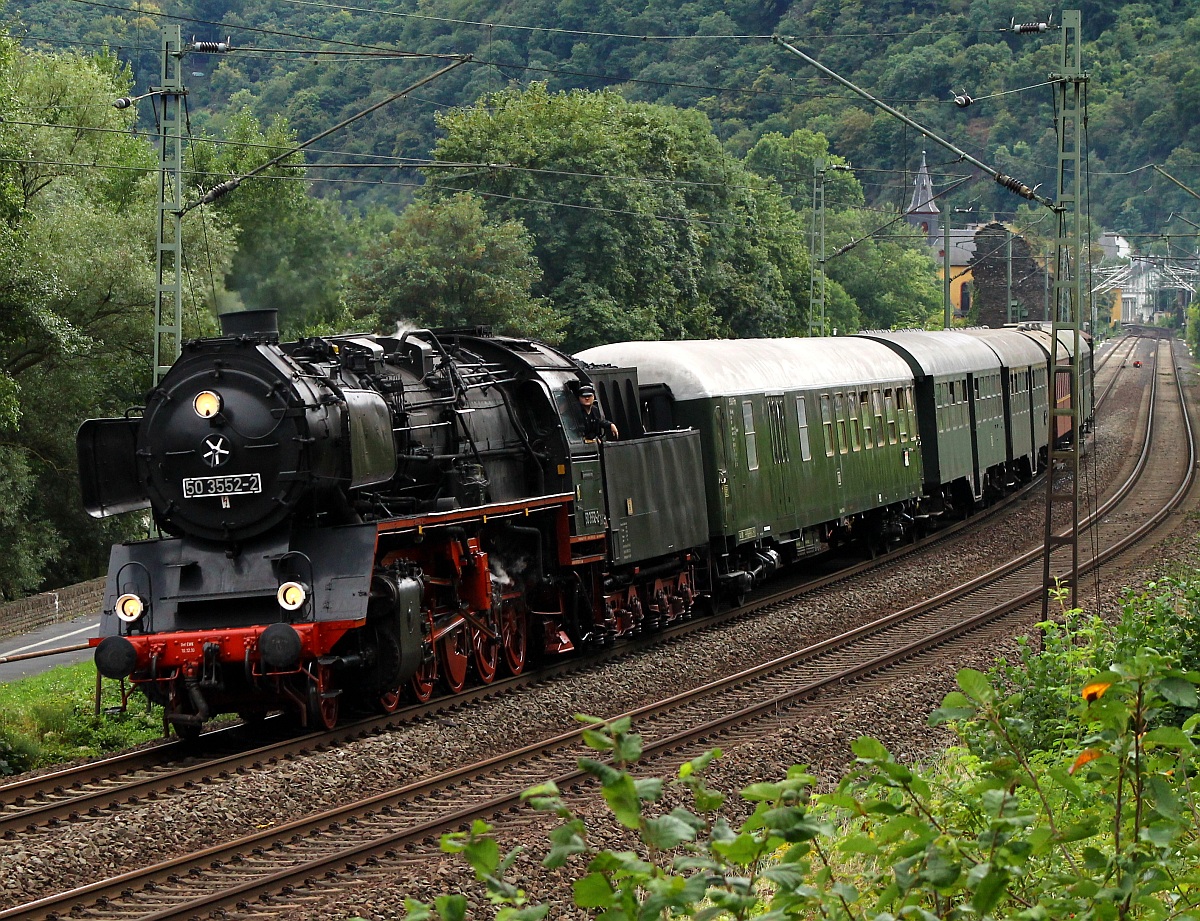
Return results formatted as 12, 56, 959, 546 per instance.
218, 308, 280, 339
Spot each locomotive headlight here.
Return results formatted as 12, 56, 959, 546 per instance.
193, 390, 223, 419
115, 593, 145, 623
277, 581, 309, 612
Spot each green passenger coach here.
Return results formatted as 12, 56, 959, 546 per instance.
577, 338, 925, 593
856, 330, 1009, 512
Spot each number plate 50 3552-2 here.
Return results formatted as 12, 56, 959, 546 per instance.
182, 473, 263, 498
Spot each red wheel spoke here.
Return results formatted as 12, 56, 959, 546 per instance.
500, 600, 528, 676
471, 616, 500, 684
440, 627, 470, 693
410, 650, 437, 702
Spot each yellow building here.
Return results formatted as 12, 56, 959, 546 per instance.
937, 227, 980, 319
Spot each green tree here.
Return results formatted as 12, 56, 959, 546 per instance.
746, 130, 940, 331
0, 36, 232, 595
428, 84, 812, 349
188, 103, 352, 336
349, 192, 563, 342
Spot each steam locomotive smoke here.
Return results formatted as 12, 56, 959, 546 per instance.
393, 319, 422, 337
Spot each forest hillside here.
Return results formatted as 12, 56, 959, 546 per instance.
12, 0, 1199, 234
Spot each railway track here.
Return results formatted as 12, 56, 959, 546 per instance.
0, 334, 1184, 921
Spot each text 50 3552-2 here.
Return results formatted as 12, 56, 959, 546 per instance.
182, 473, 263, 498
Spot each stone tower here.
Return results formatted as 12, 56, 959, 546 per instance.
905, 151, 940, 246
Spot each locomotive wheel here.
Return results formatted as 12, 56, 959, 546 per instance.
173, 721, 203, 743
410, 652, 438, 702
440, 626, 471, 693
306, 663, 340, 730
499, 600, 528, 676
470, 615, 500, 684
373, 623, 405, 714
378, 685, 403, 714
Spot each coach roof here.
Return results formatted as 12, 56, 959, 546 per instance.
956, 327, 1049, 367
855, 330, 1002, 378
575, 337, 915, 401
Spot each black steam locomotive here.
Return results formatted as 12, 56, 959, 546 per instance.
80, 310, 706, 734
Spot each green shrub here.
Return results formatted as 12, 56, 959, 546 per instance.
0, 723, 42, 776
0, 663, 164, 771
407, 587, 1200, 919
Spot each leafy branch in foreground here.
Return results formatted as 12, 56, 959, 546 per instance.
404, 612, 1200, 919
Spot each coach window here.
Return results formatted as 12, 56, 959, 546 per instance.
796, 395, 812, 461
901, 386, 914, 440
820, 394, 834, 456
741, 400, 759, 471
848, 394, 862, 451
768, 398, 789, 464
872, 390, 885, 446
884, 389, 898, 443
834, 392, 849, 454
859, 391, 873, 449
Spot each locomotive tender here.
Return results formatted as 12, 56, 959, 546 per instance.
79, 312, 1091, 735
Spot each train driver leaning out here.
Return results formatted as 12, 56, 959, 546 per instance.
577, 384, 618, 441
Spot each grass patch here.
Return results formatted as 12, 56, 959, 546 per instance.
0, 663, 164, 775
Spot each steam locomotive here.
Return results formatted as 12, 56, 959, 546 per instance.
79, 311, 1090, 736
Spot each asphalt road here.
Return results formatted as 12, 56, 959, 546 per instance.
0, 616, 98, 683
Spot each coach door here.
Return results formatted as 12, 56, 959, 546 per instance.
713, 401, 736, 533
819, 392, 845, 518
766, 396, 793, 526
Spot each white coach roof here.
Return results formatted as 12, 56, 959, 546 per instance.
576, 337, 914, 401
855, 330, 1002, 377
957, 327, 1048, 367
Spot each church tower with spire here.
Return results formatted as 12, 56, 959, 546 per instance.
906, 151, 940, 246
